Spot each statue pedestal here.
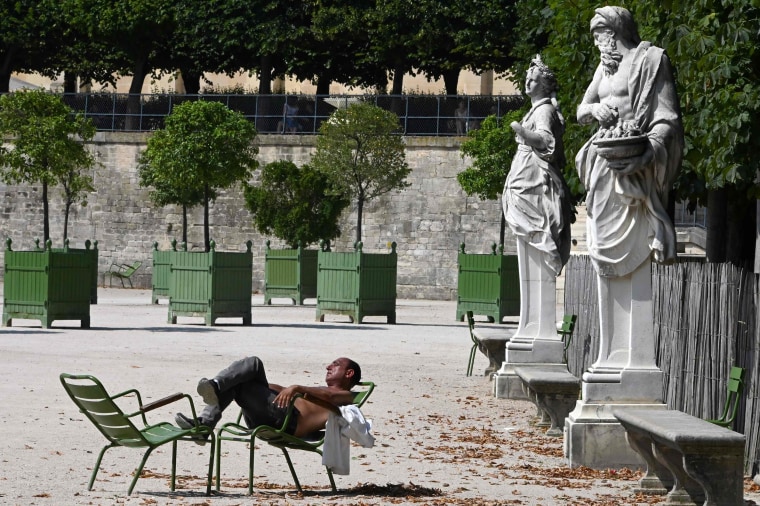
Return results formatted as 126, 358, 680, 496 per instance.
565, 368, 665, 469
493, 338, 565, 399
494, 241, 564, 399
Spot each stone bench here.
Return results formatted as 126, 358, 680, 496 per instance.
613, 408, 745, 506
514, 365, 580, 437
472, 327, 515, 376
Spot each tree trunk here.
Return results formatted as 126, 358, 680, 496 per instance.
706, 188, 727, 262
442, 68, 460, 96
755, 198, 760, 274
0, 48, 17, 93
63, 200, 71, 240
499, 212, 506, 248
180, 69, 201, 95
125, 57, 150, 130
63, 73, 77, 94
391, 64, 405, 95
726, 195, 756, 268
258, 55, 273, 95
0, 72, 9, 94
355, 197, 364, 244
390, 64, 406, 119
316, 75, 331, 96
42, 180, 50, 242
182, 204, 188, 244
203, 183, 210, 252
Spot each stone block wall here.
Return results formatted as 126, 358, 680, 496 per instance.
0, 132, 518, 301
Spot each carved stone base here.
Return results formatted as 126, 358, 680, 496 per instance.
565, 401, 663, 469
493, 339, 566, 399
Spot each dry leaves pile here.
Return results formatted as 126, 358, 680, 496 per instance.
122, 391, 760, 505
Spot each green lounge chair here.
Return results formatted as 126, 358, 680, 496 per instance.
707, 366, 745, 428
215, 381, 375, 494
60, 373, 215, 495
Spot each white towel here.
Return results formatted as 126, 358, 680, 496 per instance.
322, 405, 374, 475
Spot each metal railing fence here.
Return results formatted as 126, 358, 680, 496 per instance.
674, 200, 708, 229
59, 93, 525, 135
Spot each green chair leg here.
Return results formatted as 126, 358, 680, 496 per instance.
215, 436, 223, 492
467, 343, 477, 376
88, 444, 116, 491
170, 440, 177, 492
281, 448, 303, 492
204, 434, 215, 496
128, 447, 156, 495
249, 439, 255, 495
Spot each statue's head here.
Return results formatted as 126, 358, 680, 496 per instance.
528, 55, 558, 94
590, 6, 640, 76
590, 6, 641, 46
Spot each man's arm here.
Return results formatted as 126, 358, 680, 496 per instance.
577, 65, 619, 128
273, 385, 354, 410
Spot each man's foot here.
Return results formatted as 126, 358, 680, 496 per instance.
175, 412, 198, 429
175, 413, 210, 445
197, 378, 220, 406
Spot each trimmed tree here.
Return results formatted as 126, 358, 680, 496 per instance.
244, 160, 349, 248
138, 100, 258, 251
0, 89, 96, 242
310, 102, 411, 244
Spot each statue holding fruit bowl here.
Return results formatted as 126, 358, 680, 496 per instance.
592, 120, 651, 173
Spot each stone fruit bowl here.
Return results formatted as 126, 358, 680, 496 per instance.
593, 134, 648, 161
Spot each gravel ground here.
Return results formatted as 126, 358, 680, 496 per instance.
1, 285, 758, 505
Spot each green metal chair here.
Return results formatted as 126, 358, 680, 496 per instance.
59, 373, 215, 495
215, 381, 375, 494
557, 314, 577, 364
106, 260, 142, 288
466, 310, 480, 376
707, 366, 745, 428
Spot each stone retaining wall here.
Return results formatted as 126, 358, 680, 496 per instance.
1, 132, 524, 301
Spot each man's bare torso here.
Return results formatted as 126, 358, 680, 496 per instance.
597, 52, 634, 122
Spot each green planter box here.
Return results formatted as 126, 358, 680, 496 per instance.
48, 239, 98, 304
168, 240, 253, 326
2, 238, 94, 328
316, 241, 397, 324
456, 243, 520, 323
263, 241, 318, 305
151, 240, 176, 304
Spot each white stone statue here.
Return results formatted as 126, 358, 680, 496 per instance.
574, 5, 683, 384
565, 6, 684, 468
503, 55, 572, 343
576, 6, 683, 279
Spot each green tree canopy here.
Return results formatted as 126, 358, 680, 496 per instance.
138, 100, 258, 250
0, 89, 96, 242
310, 102, 411, 244
244, 160, 349, 248
0, 1, 64, 93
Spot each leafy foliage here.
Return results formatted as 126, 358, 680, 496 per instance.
0, 1, 65, 92
510, 0, 760, 198
457, 113, 522, 202
138, 100, 258, 250
509, 0, 760, 262
244, 160, 349, 248
0, 89, 96, 241
310, 102, 411, 244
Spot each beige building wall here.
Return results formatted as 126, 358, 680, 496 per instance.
14, 69, 518, 95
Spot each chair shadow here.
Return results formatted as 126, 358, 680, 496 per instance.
145, 481, 445, 500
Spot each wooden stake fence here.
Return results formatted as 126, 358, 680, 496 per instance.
564, 255, 759, 472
